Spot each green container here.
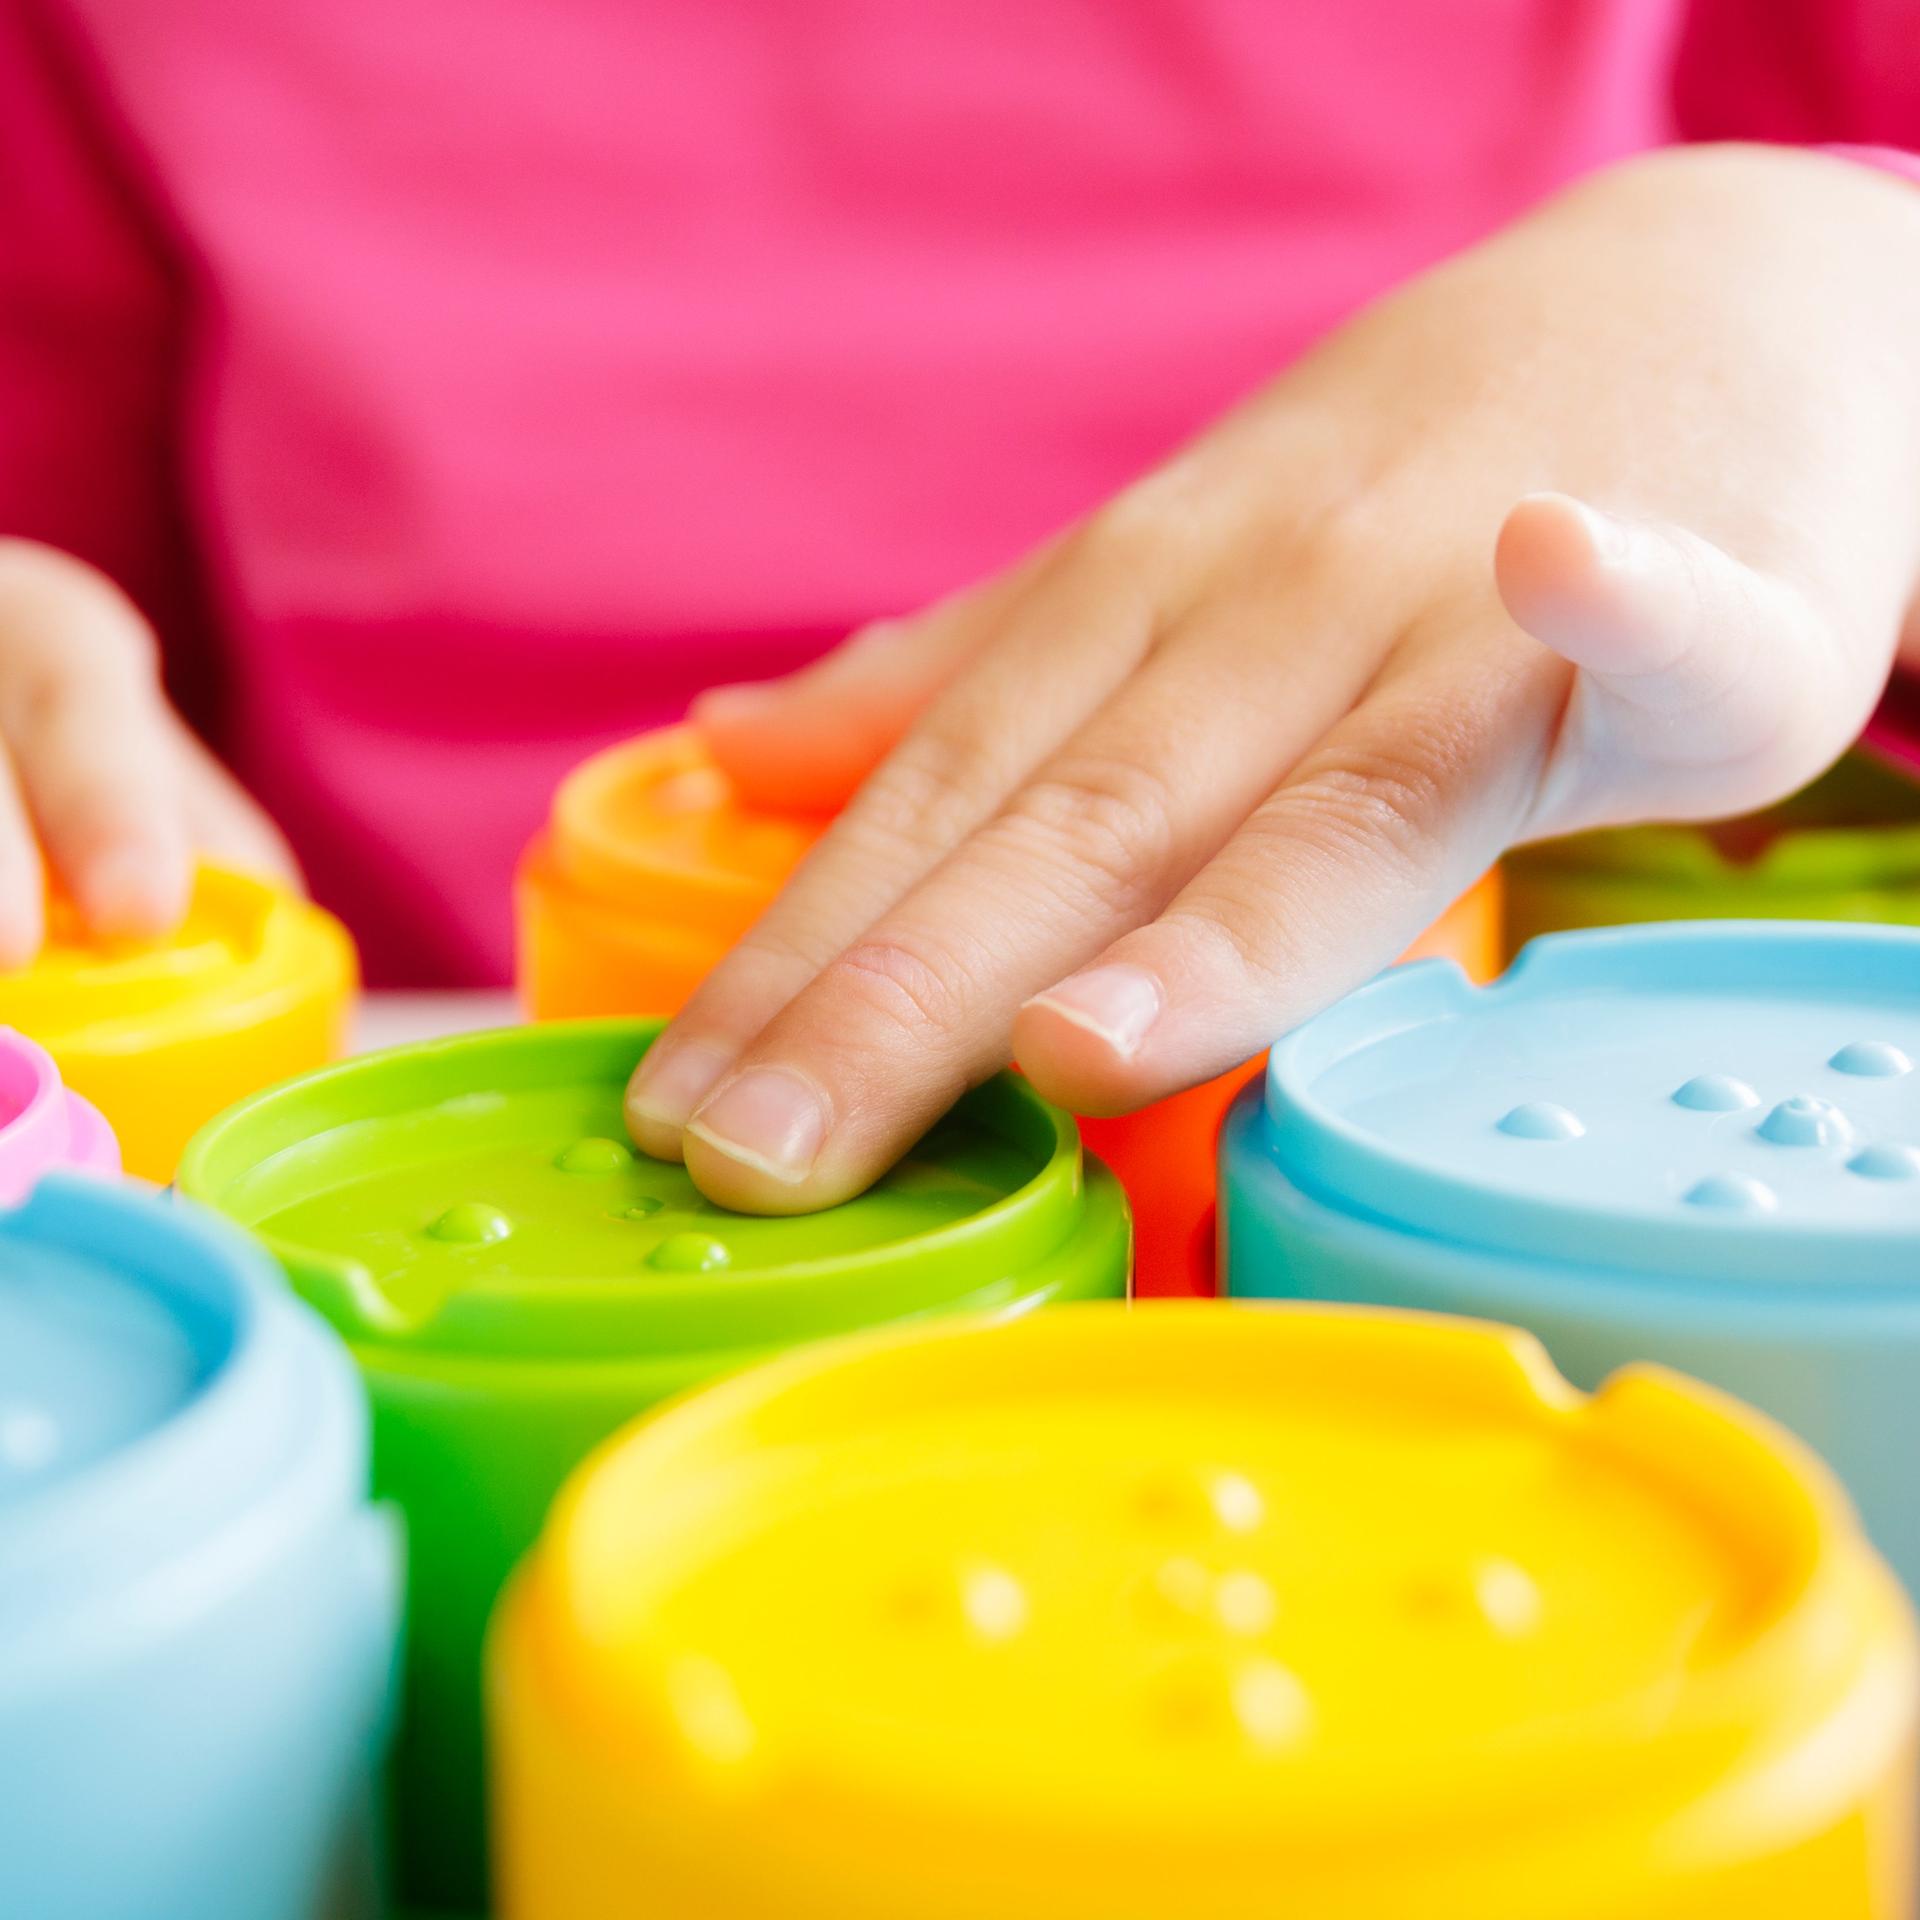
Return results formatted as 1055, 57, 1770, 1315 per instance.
1506, 751, 1920, 950
177, 1020, 1130, 1917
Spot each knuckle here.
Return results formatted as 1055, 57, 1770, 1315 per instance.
832, 933, 975, 1049
992, 757, 1180, 917
1282, 724, 1467, 872
845, 713, 995, 858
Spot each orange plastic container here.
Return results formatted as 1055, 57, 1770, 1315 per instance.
517, 728, 1501, 1294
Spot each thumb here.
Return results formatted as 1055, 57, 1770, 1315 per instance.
1496, 491, 1866, 830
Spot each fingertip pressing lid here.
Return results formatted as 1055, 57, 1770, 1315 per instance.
1262, 923, 1920, 1287
0, 867, 355, 1049
177, 1021, 1120, 1361
514, 1302, 1898, 1884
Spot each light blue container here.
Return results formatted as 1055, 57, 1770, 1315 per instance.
1221, 921, 1920, 1594
0, 1176, 401, 1920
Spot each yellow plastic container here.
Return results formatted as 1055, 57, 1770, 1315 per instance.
0, 867, 357, 1180
489, 1303, 1917, 1920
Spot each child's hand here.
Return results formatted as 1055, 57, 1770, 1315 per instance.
0, 541, 298, 964
630, 145, 1920, 1212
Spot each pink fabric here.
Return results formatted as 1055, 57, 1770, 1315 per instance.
1, 3, 1916, 983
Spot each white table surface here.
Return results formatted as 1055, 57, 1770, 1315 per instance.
349, 990, 524, 1056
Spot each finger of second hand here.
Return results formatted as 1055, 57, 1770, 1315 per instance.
0, 744, 45, 967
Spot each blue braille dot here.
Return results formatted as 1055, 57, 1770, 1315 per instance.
1830, 1041, 1912, 1079
1757, 1097, 1850, 1149
1684, 1173, 1777, 1213
1496, 1102, 1585, 1142
1672, 1074, 1759, 1113
1848, 1144, 1920, 1182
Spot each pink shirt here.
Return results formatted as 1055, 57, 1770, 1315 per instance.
3, 1, 1918, 983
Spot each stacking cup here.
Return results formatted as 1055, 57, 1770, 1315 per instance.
0, 1176, 398, 1920
1223, 920, 1920, 1605
0, 866, 356, 1180
179, 1020, 1128, 1913
1506, 751, 1920, 951
489, 1302, 1916, 1918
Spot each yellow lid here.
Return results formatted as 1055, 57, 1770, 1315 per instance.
495, 1304, 1915, 1919
0, 866, 355, 1054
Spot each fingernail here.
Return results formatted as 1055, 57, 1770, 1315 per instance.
685, 1067, 831, 1183
1025, 964, 1164, 1060
627, 1038, 736, 1133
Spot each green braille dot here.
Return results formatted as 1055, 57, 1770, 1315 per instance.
618, 1196, 665, 1221
646, 1232, 731, 1273
555, 1137, 632, 1174
426, 1202, 512, 1245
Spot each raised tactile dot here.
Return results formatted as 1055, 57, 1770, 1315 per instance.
647, 1232, 731, 1273
1472, 1558, 1542, 1637
1496, 1101, 1585, 1142
1848, 1144, 1920, 1182
1757, 1096, 1851, 1149
663, 1654, 756, 1767
1672, 1073, 1759, 1113
959, 1565, 1027, 1642
1830, 1041, 1912, 1078
1208, 1471, 1265, 1534
1213, 1569, 1277, 1638
555, 1136, 632, 1174
1683, 1172, 1777, 1213
1230, 1657, 1312, 1750
1133, 1467, 1264, 1534
618, 1197, 665, 1220
426, 1201, 512, 1244
1140, 1556, 1214, 1624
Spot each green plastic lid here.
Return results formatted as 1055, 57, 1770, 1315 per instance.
1515, 753, 1920, 894
176, 1021, 1129, 1365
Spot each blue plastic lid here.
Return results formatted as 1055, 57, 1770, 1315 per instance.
0, 1177, 370, 1634
1264, 923, 1920, 1287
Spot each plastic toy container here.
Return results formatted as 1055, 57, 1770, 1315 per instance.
516, 725, 1502, 1297
1222, 920, 1920, 1605
0, 1176, 398, 1920
0, 865, 357, 1181
177, 1020, 1128, 1915
488, 1301, 1916, 1919
1506, 750, 1920, 950
0, 1026, 119, 1199
1083, 869, 1504, 1299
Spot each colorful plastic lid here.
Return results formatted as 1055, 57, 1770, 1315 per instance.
536, 728, 825, 918
0, 866, 356, 1050
1511, 752, 1920, 895
176, 1021, 1128, 1365
495, 1303, 1909, 1912
0, 1177, 370, 1629
1260, 922, 1920, 1287
0, 1029, 117, 1203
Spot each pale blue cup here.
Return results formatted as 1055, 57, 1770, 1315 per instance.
1222, 921, 1920, 1594
0, 1176, 400, 1920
